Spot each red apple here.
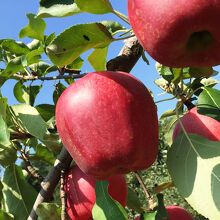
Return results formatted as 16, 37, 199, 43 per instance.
166, 206, 194, 220
56, 71, 158, 179
173, 107, 220, 141
62, 165, 128, 220
127, 0, 220, 67
135, 206, 194, 220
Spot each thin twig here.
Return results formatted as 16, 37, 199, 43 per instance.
134, 171, 156, 211
17, 145, 43, 184
60, 168, 67, 220
12, 73, 87, 81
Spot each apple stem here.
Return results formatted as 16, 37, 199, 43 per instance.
134, 171, 156, 210
60, 168, 67, 220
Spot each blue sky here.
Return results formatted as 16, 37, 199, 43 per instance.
1, 0, 220, 118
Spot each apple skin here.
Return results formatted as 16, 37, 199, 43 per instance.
62, 165, 128, 220
173, 107, 220, 141
56, 71, 158, 179
127, 0, 220, 67
135, 206, 194, 220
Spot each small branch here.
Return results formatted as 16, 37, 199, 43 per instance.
134, 171, 156, 211
27, 147, 72, 220
60, 168, 67, 220
18, 147, 43, 184
57, 67, 81, 75
107, 36, 143, 73
13, 73, 87, 81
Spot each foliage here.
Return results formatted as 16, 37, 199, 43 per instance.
0, 0, 220, 220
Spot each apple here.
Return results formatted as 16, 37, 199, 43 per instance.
62, 165, 128, 220
127, 0, 220, 67
56, 71, 158, 179
135, 206, 194, 220
173, 107, 220, 141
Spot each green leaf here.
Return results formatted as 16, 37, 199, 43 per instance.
92, 180, 128, 220
172, 68, 182, 84
0, 210, 14, 220
197, 87, 220, 122
53, 82, 66, 104
44, 33, 56, 47
1, 51, 41, 77
167, 132, 220, 220
2, 39, 30, 55
36, 202, 61, 220
189, 66, 214, 78
37, 0, 81, 18
0, 97, 8, 120
155, 62, 174, 83
159, 109, 176, 120
75, 0, 113, 14
29, 62, 57, 76
2, 165, 38, 220
19, 13, 46, 41
10, 104, 48, 140
0, 115, 10, 145
27, 39, 41, 50
88, 47, 108, 71
30, 143, 55, 165
200, 78, 219, 88
66, 56, 84, 70
100, 21, 125, 35
35, 104, 55, 121
46, 23, 114, 66
22, 85, 42, 106
126, 187, 143, 213
13, 81, 26, 104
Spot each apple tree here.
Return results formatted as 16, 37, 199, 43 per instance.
0, 1, 220, 220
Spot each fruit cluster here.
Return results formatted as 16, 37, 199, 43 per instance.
55, 0, 220, 219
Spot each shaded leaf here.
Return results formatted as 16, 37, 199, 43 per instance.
88, 47, 108, 71
66, 56, 84, 70
159, 109, 176, 120
46, 23, 113, 66
36, 202, 61, 220
189, 66, 213, 78
155, 63, 173, 83
167, 132, 220, 220
100, 21, 125, 35
53, 82, 66, 104
37, 0, 81, 18
44, 33, 56, 47
13, 81, 26, 104
35, 104, 55, 121
2, 165, 38, 220
197, 87, 220, 122
126, 187, 143, 213
30, 144, 55, 165
92, 180, 127, 220
19, 13, 46, 41
29, 62, 57, 76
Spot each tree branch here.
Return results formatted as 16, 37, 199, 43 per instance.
107, 36, 143, 73
27, 147, 72, 220
28, 35, 143, 220
13, 73, 87, 81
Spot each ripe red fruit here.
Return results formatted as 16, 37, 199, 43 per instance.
135, 206, 194, 220
62, 165, 128, 220
173, 107, 220, 141
127, 0, 220, 67
56, 71, 158, 179
166, 206, 194, 220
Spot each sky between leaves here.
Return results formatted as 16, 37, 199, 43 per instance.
1, 0, 220, 118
